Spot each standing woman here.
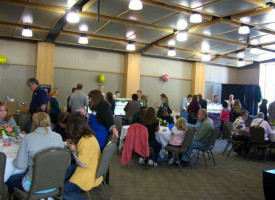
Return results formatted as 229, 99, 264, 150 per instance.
87, 90, 118, 184
187, 95, 201, 124
63, 114, 102, 200
0, 103, 17, 127
50, 88, 61, 125
106, 92, 116, 115
230, 99, 243, 122
156, 93, 171, 117
259, 99, 268, 121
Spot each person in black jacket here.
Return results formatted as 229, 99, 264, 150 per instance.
106, 92, 116, 115
159, 108, 174, 126
259, 99, 268, 121
198, 94, 207, 110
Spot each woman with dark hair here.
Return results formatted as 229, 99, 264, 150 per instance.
142, 107, 161, 166
187, 95, 200, 124
230, 99, 243, 122
0, 103, 17, 127
87, 90, 118, 149
53, 112, 71, 141
63, 114, 102, 200
106, 92, 116, 115
157, 93, 172, 117
259, 99, 268, 121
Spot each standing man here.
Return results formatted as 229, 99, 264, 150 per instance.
213, 95, 219, 104
227, 94, 234, 109
198, 94, 207, 110
69, 83, 88, 114
180, 94, 192, 120
67, 87, 77, 113
137, 90, 148, 106
98, 85, 105, 97
268, 100, 275, 122
115, 91, 121, 99
25, 77, 48, 114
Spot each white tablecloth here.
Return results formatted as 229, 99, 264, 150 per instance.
119, 125, 172, 154
0, 140, 26, 182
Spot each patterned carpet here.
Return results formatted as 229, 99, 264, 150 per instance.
89, 139, 275, 200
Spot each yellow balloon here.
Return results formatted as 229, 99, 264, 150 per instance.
99, 74, 105, 83
0, 55, 7, 65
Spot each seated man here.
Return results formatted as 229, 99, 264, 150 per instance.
131, 106, 147, 124
159, 108, 174, 126
251, 112, 272, 143
232, 110, 249, 153
181, 109, 214, 165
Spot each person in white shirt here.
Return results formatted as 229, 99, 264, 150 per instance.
227, 94, 234, 109
251, 112, 273, 142
268, 100, 275, 122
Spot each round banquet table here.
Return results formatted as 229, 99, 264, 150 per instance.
0, 139, 26, 182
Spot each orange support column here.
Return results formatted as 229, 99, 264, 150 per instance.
191, 62, 205, 96
123, 53, 141, 98
36, 42, 55, 86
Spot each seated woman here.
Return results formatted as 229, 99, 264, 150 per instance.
159, 108, 174, 126
166, 118, 187, 165
141, 107, 161, 166
7, 112, 64, 194
0, 102, 17, 127
63, 114, 102, 200
21, 107, 44, 134
54, 112, 71, 141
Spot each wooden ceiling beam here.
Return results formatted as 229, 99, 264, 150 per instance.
210, 55, 222, 62
60, 30, 145, 45
79, 12, 173, 33
244, 0, 267, 7
231, 6, 273, 19
82, 0, 97, 11
0, 22, 48, 32
142, 0, 212, 20
187, 32, 247, 47
188, 18, 222, 32
0, 0, 65, 13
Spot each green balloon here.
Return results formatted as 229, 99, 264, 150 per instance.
0, 55, 7, 65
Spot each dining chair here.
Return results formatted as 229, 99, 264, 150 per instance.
164, 128, 196, 171
86, 139, 117, 200
0, 152, 8, 200
193, 129, 218, 169
11, 147, 70, 200
247, 126, 271, 162
223, 121, 245, 158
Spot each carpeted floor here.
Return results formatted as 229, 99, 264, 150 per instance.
89, 139, 275, 200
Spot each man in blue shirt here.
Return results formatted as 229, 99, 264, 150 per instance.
25, 77, 48, 114
213, 95, 219, 104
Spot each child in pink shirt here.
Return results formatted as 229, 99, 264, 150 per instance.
167, 117, 187, 165
219, 101, 230, 139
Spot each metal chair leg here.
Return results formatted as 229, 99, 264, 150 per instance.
86, 191, 92, 200
227, 145, 234, 158
223, 142, 230, 154
247, 146, 251, 159
102, 180, 111, 200
202, 152, 207, 169
210, 150, 216, 165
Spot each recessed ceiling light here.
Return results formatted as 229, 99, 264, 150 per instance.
202, 53, 211, 62
238, 25, 250, 34
240, 17, 251, 23
129, 0, 143, 10
201, 41, 210, 52
22, 14, 33, 24
78, 35, 88, 44
176, 31, 187, 41
79, 24, 88, 32
168, 40, 176, 46
67, 9, 79, 23
190, 12, 202, 23
22, 26, 32, 37
168, 47, 176, 56
126, 42, 136, 51
237, 52, 245, 58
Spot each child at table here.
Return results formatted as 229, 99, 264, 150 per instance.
166, 117, 187, 165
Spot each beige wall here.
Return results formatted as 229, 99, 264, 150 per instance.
141, 56, 192, 111
0, 39, 36, 102
236, 67, 259, 85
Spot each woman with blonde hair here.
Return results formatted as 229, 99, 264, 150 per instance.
0, 102, 17, 127
50, 88, 61, 125
7, 112, 64, 194
230, 99, 243, 122
166, 117, 188, 165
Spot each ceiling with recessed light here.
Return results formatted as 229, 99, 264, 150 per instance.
0, 0, 275, 67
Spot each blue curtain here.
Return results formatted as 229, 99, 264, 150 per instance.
221, 84, 262, 115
